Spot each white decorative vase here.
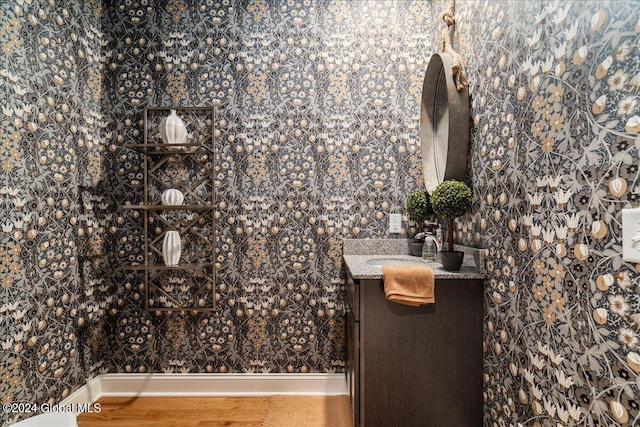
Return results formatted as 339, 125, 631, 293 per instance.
162, 230, 181, 266
158, 109, 187, 149
161, 189, 184, 205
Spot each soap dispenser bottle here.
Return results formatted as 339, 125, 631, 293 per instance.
422, 231, 439, 261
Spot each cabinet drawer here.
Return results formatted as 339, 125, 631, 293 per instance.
343, 267, 360, 321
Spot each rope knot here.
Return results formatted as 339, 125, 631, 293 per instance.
442, 12, 455, 26
439, 0, 467, 91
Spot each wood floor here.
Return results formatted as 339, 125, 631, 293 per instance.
77, 397, 271, 427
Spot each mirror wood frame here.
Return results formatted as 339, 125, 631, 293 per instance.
420, 53, 470, 194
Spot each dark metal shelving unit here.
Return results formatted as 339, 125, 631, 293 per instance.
121, 106, 216, 313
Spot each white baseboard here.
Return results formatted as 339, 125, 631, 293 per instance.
61, 373, 346, 413
100, 373, 347, 397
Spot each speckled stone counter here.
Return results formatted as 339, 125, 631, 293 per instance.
343, 238, 486, 280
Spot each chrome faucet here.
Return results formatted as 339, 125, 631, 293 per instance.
414, 232, 441, 248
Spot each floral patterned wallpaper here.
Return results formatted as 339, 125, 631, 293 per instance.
443, 0, 640, 425
1, 0, 110, 425
3, 0, 639, 426
2, 1, 433, 424
102, 0, 433, 376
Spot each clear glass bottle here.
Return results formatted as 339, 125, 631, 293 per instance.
422, 232, 438, 261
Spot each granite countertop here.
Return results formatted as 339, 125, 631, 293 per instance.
343, 239, 486, 280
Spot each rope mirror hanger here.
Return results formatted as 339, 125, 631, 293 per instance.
440, 0, 468, 91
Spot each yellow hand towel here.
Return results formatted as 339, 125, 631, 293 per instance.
382, 264, 435, 306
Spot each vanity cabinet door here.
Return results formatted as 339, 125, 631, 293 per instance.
344, 267, 360, 427
360, 277, 483, 427
345, 302, 359, 427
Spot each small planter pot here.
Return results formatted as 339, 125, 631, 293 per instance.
409, 241, 423, 257
439, 250, 464, 271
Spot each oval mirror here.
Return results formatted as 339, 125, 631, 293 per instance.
420, 53, 470, 194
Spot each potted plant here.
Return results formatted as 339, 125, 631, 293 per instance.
405, 190, 434, 256
431, 180, 473, 271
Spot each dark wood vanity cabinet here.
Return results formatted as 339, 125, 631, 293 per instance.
343, 266, 483, 427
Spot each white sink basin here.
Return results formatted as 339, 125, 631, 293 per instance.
365, 257, 427, 266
